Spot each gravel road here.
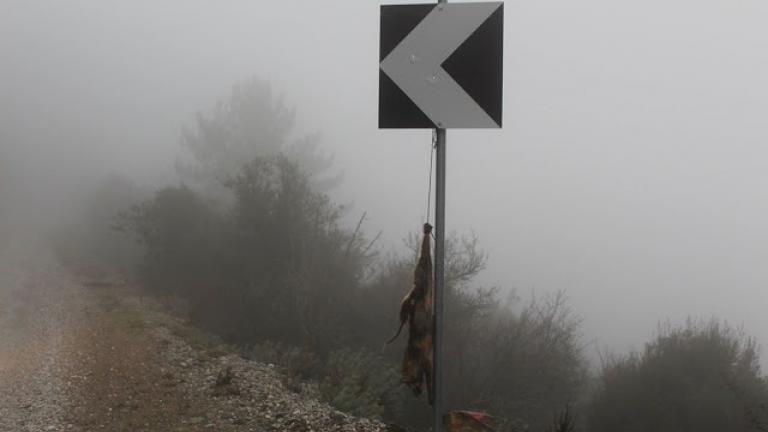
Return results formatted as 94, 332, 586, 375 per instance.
0, 248, 74, 431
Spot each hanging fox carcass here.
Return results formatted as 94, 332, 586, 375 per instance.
386, 223, 435, 404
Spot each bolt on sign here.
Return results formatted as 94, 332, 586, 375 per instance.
379, 2, 504, 129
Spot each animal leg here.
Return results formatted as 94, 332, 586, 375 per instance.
402, 344, 423, 396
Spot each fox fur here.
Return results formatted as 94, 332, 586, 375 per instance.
386, 223, 434, 404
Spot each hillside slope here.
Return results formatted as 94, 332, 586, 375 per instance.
0, 252, 391, 432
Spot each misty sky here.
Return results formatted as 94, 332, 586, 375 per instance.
3, 0, 768, 363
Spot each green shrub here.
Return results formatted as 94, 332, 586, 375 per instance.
587, 320, 768, 432
246, 341, 319, 389
170, 322, 226, 351
319, 348, 402, 420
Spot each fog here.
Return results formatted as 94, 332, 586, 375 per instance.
3, 0, 768, 367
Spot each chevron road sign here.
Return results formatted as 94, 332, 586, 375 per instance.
379, 2, 503, 129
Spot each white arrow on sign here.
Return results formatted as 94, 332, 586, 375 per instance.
380, 2, 502, 129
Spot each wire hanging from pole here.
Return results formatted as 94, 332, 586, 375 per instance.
425, 129, 437, 224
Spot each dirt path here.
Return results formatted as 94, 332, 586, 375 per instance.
0, 251, 75, 431
0, 250, 390, 432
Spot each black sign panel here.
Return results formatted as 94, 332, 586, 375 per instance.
379, 2, 504, 129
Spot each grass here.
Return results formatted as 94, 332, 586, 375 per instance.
85, 279, 233, 359
91, 287, 146, 333
110, 304, 146, 332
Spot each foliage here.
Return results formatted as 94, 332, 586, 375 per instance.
116, 184, 223, 298
246, 340, 320, 383
547, 406, 577, 432
121, 155, 372, 351
51, 175, 147, 274
457, 291, 587, 432
176, 77, 339, 201
219, 154, 371, 348
169, 322, 227, 352
319, 348, 403, 420
586, 320, 768, 432
176, 78, 292, 197
363, 236, 586, 430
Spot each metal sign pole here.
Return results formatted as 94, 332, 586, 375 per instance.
433, 125, 446, 432
433, 4, 447, 432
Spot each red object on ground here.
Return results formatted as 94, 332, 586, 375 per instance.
443, 410, 495, 431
